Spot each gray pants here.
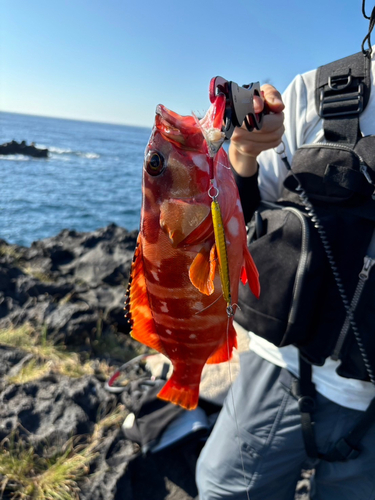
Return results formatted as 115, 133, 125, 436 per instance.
196, 351, 375, 500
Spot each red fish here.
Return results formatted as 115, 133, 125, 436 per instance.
125, 96, 260, 410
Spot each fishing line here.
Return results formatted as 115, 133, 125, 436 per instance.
204, 126, 251, 497
194, 293, 223, 315
225, 308, 251, 500
215, 158, 232, 170
209, 177, 251, 499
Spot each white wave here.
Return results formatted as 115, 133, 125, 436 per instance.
34, 143, 100, 159
48, 146, 74, 154
77, 152, 100, 159
0, 154, 30, 161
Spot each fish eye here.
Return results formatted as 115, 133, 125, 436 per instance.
145, 151, 165, 176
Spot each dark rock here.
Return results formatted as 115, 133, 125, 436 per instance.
0, 140, 48, 158
0, 339, 203, 500
0, 345, 29, 378
0, 224, 137, 345
0, 358, 116, 445
79, 432, 138, 500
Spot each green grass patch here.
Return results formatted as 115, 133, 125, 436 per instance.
91, 328, 147, 362
0, 244, 23, 261
0, 404, 128, 499
0, 436, 96, 499
19, 265, 55, 283
0, 325, 114, 384
0, 326, 134, 498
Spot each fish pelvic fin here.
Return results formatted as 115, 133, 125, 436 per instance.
206, 322, 237, 364
189, 244, 217, 295
126, 235, 165, 354
157, 378, 200, 410
241, 245, 261, 299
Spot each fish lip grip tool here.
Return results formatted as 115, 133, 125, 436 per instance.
209, 76, 265, 140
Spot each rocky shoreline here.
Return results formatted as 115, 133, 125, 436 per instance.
0, 224, 199, 499
0, 225, 310, 499
0, 224, 138, 352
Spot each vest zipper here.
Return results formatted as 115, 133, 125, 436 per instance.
331, 255, 375, 360
284, 207, 310, 325
299, 142, 363, 156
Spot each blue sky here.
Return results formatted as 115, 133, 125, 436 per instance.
0, 1, 372, 128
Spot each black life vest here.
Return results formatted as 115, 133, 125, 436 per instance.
235, 51, 375, 383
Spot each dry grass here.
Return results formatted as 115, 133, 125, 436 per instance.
8, 359, 53, 385
19, 265, 55, 283
92, 404, 127, 443
0, 403, 128, 499
0, 325, 115, 384
0, 323, 129, 499
0, 245, 54, 282
0, 437, 96, 500
0, 244, 22, 261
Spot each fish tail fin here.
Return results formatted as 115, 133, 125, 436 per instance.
158, 377, 200, 410
241, 246, 260, 299
206, 322, 237, 364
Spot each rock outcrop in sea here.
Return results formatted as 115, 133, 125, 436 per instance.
0, 140, 49, 158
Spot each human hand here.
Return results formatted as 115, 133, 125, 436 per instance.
229, 84, 285, 177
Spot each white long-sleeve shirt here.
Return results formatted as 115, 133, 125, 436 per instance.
250, 49, 375, 411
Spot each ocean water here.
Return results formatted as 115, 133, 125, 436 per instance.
0, 112, 151, 247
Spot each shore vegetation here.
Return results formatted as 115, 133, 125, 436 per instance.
0, 324, 113, 384
0, 324, 128, 499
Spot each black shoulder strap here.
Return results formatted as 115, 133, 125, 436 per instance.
315, 52, 372, 146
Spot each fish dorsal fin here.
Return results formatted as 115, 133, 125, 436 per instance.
126, 235, 165, 354
241, 245, 261, 299
189, 244, 217, 295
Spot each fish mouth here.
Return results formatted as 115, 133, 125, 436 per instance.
154, 105, 205, 152
154, 91, 226, 156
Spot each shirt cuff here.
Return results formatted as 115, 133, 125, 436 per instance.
231, 165, 261, 224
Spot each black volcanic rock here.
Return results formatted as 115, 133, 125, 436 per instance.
0, 342, 200, 500
0, 140, 48, 158
0, 224, 139, 351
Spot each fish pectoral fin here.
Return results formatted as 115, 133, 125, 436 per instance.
189, 244, 217, 295
241, 245, 261, 299
160, 199, 210, 247
127, 235, 165, 354
206, 322, 237, 364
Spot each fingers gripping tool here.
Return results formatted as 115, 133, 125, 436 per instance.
209, 77, 266, 140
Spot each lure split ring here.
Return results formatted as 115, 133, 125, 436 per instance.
208, 184, 219, 200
